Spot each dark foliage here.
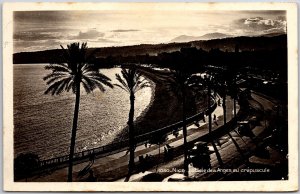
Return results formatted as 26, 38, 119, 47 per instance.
14, 153, 40, 180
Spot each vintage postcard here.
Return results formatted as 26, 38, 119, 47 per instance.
3, 2, 298, 191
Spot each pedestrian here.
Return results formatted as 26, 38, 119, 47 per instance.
89, 152, 95, 162
173, 130, 179, 138
214, 121, 218, 126
166, 144, 172, 149
213, 114, 219, 126
164, 147, 168, 160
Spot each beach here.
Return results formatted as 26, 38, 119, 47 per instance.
112, 67, 208, 143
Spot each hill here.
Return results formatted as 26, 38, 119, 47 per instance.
170, 33, 232, 42
13, 34, 287, 64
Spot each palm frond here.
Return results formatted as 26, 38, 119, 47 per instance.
133, 77, 150, 93
43, 72, 67, 81
81, 78, 94, 94
55, 77, 73, 95
45, 63, 69, 70
133, 82, 150, 93
93, 80, 106, 92
60, 45, 70, 61
44, 42, 113, 96
66, 79, 74, 92
44, 79, 69, 95
81, 75, 96, 93
91, 75, 113, 89
114, 83, 130, 93
120, 69, 131, 88
45, 74, 68, 85
115, 67, 150, 95
115, 73, 130, 92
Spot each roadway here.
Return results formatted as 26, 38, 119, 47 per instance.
24, 92, 284, 182
118, 92, 285, 182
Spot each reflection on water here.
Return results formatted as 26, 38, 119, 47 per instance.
13, 64, 153, 159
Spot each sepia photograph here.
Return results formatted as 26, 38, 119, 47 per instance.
3, 2, 298, 191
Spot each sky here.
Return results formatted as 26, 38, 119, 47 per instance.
13, 10, 286, 53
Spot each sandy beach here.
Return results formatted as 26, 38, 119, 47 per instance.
112, 67, 208, 143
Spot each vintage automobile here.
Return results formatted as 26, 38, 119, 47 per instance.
188, 141, 211, 169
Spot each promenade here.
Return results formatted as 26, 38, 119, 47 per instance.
141, 92, 285, 182
23, 95, 236, 182
22, 90, 284, 182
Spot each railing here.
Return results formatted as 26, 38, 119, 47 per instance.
37, 98, 217, 170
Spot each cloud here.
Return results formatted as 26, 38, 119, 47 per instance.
97, 38, 119, 43
71, 29, 105, 39
111, 29, 140, 32
14, 31, 63, 41
234, 16, 286, 35
14, 11, 70, 23
14, 39, 62, 53
235, 10, 286, 16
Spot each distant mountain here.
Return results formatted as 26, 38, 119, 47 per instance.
261, 32, 286, 37
198, 33, 232, 40
171, 33, 232, 42
170, 35, 200, 43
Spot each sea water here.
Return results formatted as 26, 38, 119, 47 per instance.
13, 64, 153, 160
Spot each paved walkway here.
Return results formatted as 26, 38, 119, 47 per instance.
134, 92, 285, 182
25, 96, 237, 182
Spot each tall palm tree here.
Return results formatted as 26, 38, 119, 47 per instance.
203, 75, 224, 166
227, 44, 241, 119
149, 133, 167, 172
214, 72, 245, 158
168, 69, 195, 176
43, 42, 113, 182
115, 66, 150, 181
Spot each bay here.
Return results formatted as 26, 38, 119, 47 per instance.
13, 64, 153, 160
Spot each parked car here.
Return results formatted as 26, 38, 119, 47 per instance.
188, 141, 211, 169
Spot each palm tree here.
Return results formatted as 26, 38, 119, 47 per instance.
43, 42, 113, 182
115, 66, 150, 181
202, 75, 224, 166
214, 72, 245, 159
227, 44, 241, 119
149, 133, 167, 172
168, 69, 195, 176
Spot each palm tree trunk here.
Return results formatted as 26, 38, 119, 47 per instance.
68, 81, 80, 182
233, 99, 237, 118
233, 77, 237, 118
182, 94, 189, 176
156, 143, 160, 172
223, 90, 244, 159
208, 85, 223, 166
126, 91, 135, 182
222, 93, 226, 124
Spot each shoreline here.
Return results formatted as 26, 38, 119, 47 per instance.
33, 67, 209, 169
111, 67, 208, 143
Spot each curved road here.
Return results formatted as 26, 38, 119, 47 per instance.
126, 92, 283, 182
23, 91, 282, 182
